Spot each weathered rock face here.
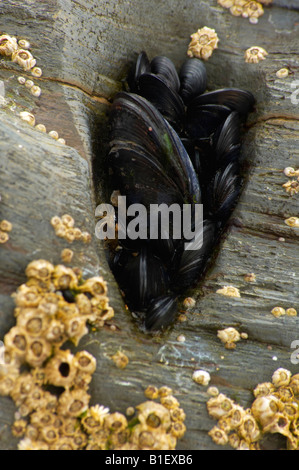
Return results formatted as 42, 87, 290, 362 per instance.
0, 0, 299, 450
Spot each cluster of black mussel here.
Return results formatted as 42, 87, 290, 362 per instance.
106, 51, 255, 333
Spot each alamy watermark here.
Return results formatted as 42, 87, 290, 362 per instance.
95, 196, 203, 250
290, 340, 299, 365
290, 80, 299, 105
0, 340, 5, 366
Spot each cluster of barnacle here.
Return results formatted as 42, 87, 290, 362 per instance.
216, 285, 241, 298
187, 27, 219, 61
0, 33, 66, 144
217, 327, 248, 349
217, 0, 271, 24
0, 219, 12, 244
207, 368, 299, 449
51, 214, 91, 244
0, 260, 186, 450
282, 167, 299, 196
271, 306, 297, 318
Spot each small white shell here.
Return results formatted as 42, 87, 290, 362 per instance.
31, 67, 43, 78
18, 39, 30, 50
35, 124, 47, 133
17, 76, 26, 85
48, 130, 59, 140
25, 79, 34, 89
30, 85, 41, 97
19, 111, 35, 126
276, 68, 289, 79
57, 138, 66, 145
192, 370, 211, 386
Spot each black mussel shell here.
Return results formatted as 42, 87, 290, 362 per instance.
138, 73, 185, 132
109, 92, 200, 204
179, 58, 207, 105
171, 219, 217, 292
213, 111, 241, 164
191, 88, 255, 118
205, 161, 242, 221
144, 294, 178, 332
109, 142, 185, 207
186, 103, 231, 140
127, 51, 151, 92
116, 246, 170, 311
150, 55, 180, 92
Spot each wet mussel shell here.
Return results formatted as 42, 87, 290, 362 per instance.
106, 53, 255, 332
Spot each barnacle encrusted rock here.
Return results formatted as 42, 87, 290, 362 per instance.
187, 26, 219, 60
207, 368, 299, 449
0, 259, 186, 450
244, 46, 268, 63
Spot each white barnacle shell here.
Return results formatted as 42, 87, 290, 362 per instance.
244, 46, 268, 64
217, 327, 241, 345
216, 285, 241, 297
0, 34, 18, 56
31, 67, 43, 78
35, 123, 47, 133
271, 368, 292, 387
19, 111, 36, 126
17, 76, 26, 85
284, 216, 299, 228
18, 39, 30, 50
31, 85, 41, 97
276, 68, 289, 79
25, 79, 34, 89
48, 130, 59, 140
187, 26, 219, 61
192, 370, 211, 386
12, 49, 36, 71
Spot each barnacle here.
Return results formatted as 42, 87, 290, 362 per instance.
283, 167, 299, 177
244, 272, 256, 282
0, 219, 12, 232
0, 231, 9, 243
144, 385, 159, 400
192, 369, 211, 386
26, 259, 54, 281
61, 248, 74, 263
111, 350, 129, 369
208, 426, 228, 445
217, 327, 241, 348
183, 297, 196, 309
244, 46, 268, 63
158, 386, 173, 397
286, 308, 297, 316
187, 27, 219, 60
0, 34, 18, 56
12, 49, 36, 71
57, 389, 90, 417
31, 66, 42, 77
36, 123, 47, 133
282, 180, 299, 195
25, 79, 34, 89
19, 111, 35, 126
26, 337, 52, 367
276, 68, 289, 79
284, 216, 299, 227
52, 265, 78, 290
137, 401, 171, 431
271, 306, 286, 317
242, 1, 264, 21
216, 286, 241, 297
272, 368, 291, 388
104, 412, 128, 433
48, 130, 59, 140
44, 349, 78, 388
31, 85, 41, 97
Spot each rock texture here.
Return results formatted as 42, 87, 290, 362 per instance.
0, 0, 298, 450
